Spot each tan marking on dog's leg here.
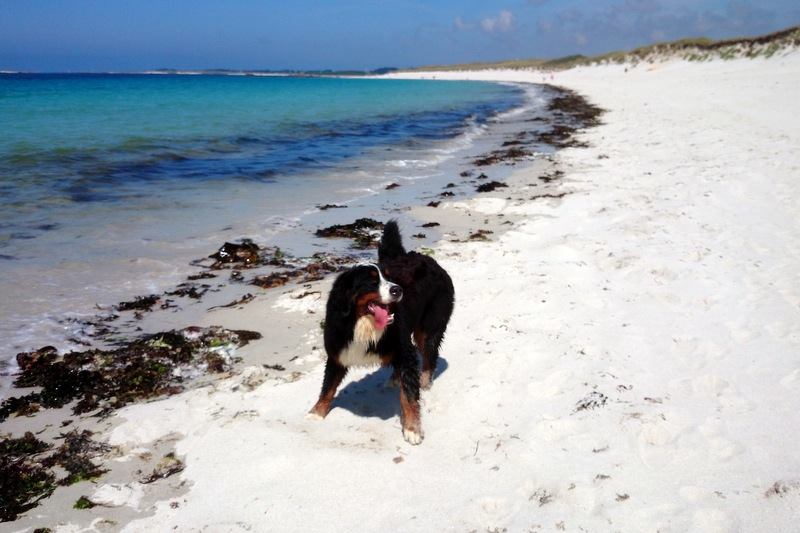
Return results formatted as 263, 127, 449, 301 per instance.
399, 386, 423, 445
414, 330, 433, 390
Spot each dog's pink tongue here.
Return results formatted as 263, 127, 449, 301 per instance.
372, 305, 390, 329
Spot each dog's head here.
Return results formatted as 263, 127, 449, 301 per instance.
327, 263, 402, 330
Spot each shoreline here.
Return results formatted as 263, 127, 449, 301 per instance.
3, 51, 800, 531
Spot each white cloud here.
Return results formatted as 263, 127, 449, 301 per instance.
481, 10, 514, 33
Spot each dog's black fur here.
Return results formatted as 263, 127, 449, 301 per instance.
307, 220, 454, 444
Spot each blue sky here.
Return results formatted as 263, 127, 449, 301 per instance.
1, 0, 798, 71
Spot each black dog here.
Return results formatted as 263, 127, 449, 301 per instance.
306, 221, 454, 444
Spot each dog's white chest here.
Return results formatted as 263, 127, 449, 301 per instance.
338, 342, 381, 367
338, 315, 385, 367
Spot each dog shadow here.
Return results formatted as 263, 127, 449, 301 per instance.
332, 357, 449, 420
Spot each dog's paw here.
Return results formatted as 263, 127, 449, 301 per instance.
305, 412, 325, 421
403, 427, 424, 445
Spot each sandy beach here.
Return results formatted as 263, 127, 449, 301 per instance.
3, 49, 800, 532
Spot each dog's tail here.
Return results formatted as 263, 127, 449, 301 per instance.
379, 220, 406, 261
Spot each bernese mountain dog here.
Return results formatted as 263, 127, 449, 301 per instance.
306, 220, 454, 444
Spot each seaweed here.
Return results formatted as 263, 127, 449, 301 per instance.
250, 254, 350, 288
0, 432, 51, 457
0, 455, 56, 521
314, 218, 384, 249
0, 433, 55, 522
209, 239, 260, 268
251, 271, 299, 289
530, 192, 569, 200
42, 430, 109, 486
166, 283, 210, 300
0, 327, 261, 422
209, 293, 255, 310
141, 452, 184, 484
0, 393, 42, 421
187, 272, 217, 281
531, 89, 606, 149
547, 92, 604, 127
575, 391, 608, 412
73, 496, 95, 510
539, 170, 564, 183
468, 229, 494, 241
476, 181, 508, 193
473, 147, 532, 167
116, 295, 160, 312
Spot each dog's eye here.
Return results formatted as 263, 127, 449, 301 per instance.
369, 270, 377, 279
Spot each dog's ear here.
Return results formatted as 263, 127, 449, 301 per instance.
327, 269, 356, 317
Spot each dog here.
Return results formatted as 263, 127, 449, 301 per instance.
306, 220, 454, 444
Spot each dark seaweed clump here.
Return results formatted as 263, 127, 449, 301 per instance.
473, 147, 533, 167
533, 90, 604, 148
0, 432, 51, 457
0, 430, 109, 522
314, 218, 384, 249
0, 327, 261, 422
42, 430, 109, 486
476, 181, 508, 193
251, 252, 352, 289
209, 239, 261, 268
1, 439, 55, 521
116, 294, 160, 312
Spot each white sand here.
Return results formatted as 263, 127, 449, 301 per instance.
89, 54, 800, 532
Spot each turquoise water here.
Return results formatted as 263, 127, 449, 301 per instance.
0, 74, 520, 208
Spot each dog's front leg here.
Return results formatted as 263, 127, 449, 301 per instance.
306, 358, 347, 420
396, 341, 423, 445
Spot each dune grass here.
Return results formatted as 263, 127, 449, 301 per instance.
403, 24, 800, 72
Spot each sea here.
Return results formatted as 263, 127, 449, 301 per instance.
0, 73, 544, 390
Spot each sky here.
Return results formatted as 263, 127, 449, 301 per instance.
1, 0, 799, 72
